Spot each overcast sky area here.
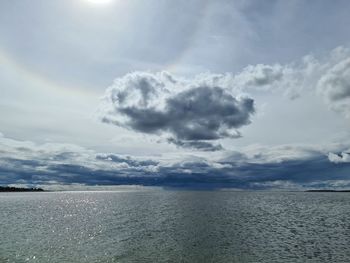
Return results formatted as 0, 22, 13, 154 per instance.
1, 0, 350, 190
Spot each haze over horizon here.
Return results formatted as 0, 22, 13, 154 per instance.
1, 0, 350, 190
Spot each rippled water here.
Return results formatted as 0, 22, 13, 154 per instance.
1, 190, 350, 262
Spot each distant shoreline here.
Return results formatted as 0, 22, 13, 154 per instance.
0, 186, 44, 192
305, 190, 350, 192
1, 186, 350, 192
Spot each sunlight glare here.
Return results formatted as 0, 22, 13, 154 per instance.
87, 0, 113, 5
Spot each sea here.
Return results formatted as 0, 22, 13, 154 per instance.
1, 189, 350, 262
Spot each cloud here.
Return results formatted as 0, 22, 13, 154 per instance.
167, 138, 223, 152
221, 144, 332, 164
233, 46, 350, 116
187, 46, 350, 118
1, 133, 350, 190
100, 71, 255, 151
0, 133, 159, 186
328, 151, 350, 163
233, 64, 284, 87
318, 56, 350, 117
96, 153, 158, 167
97, 46, 350, 154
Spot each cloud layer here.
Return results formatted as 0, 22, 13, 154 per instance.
1, 133, 350, 190
100, 72, 255, 151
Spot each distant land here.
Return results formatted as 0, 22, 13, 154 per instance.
306, 190, 350, 192
0, 186, 44, 192
1, 186, 350, 192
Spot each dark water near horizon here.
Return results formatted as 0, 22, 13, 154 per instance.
1, 190, 350, 262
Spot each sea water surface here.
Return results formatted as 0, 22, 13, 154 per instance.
1, 189, 350, 262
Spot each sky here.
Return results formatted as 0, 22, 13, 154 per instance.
1, 0, 350, 190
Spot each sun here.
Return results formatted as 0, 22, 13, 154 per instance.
86, 0, 113, 4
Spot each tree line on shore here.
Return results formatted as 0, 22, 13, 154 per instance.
0, 186, 44, 192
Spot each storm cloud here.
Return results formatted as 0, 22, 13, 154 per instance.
1, 133, 350, 190
100, 72, 255, 151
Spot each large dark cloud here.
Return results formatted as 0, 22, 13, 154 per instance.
2, 151, 350, 190
100, 72, 255, 151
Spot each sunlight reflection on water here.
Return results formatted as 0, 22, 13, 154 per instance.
1, 190, 350, 262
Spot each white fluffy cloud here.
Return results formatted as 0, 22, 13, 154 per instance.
237, 46, 350, 117
328, 151, 350, 163
318, 56, 350, 117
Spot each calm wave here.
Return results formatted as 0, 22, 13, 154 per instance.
1, 190, 350, 262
